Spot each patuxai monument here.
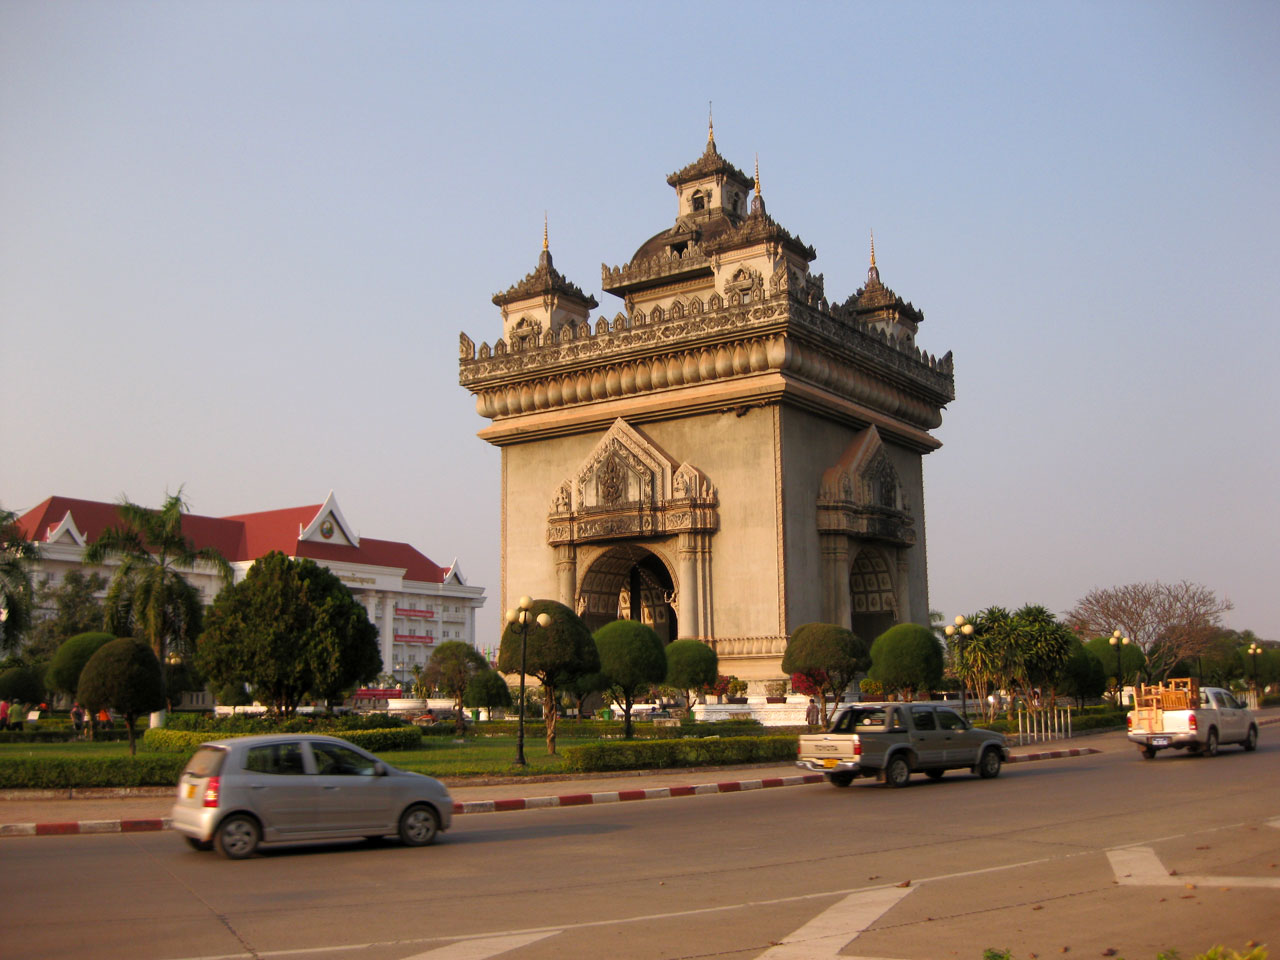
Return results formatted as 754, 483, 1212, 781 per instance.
459, 124, 955, 688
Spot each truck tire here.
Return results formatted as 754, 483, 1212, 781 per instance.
884, 755, 911, 788
1202, 728, 1219, 757
1139, 746, 1156, 760
1244, 726, 1258, 752
977, 747, 1002, 779
826, 772, 855, 788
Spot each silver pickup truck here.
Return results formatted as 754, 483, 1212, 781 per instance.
796, 702, 1008, 788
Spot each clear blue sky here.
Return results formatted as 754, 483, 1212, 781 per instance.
3, 1, 1277, 646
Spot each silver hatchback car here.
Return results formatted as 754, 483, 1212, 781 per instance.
170, 733, 453, 858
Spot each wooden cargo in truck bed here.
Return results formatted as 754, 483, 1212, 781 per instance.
1131, 679, 1200, 732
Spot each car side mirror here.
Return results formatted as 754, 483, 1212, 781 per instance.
373, 761, 387, 776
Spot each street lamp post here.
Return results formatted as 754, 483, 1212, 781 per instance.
944, 615, 975, 718
1109, 630, 1130, 706
1247, 642, 1261, 708
506, 596, 551, 767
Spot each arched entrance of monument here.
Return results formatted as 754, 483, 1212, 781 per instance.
848, 547, 898, 644
578, 545, 677, 642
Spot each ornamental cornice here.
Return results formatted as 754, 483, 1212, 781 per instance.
713, 635, 790, 658
460, 287, 954, 433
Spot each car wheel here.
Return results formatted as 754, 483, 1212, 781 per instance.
924, 769, 945, 780
977, 748, 1002, 779
1202, 728, 1219, 757
1243, 726, 1258, 752
214, 815, 260, 860
884, 756, 911, 788
184, 836, 212, 852
398, 804, 439, 847
1140, 747, 1156, 760
826, 772, 855, 788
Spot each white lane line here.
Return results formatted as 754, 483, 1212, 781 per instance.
399, 932, 560, 960
1109, 845, 1280, 888
757, 886, 914, 959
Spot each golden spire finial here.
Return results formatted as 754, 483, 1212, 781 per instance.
869, 229, 876, 268
543, 212, 548, 252
754, 154, 761, 196
707, 101, 714, 144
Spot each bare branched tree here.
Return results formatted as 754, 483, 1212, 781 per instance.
1064, 581, 1232, 681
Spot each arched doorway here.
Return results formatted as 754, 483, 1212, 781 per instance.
848, 548, 897, 644
578, 545, 677, 642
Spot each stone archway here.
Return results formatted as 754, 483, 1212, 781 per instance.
848, 548, 898, 645
578, 544, 677, 641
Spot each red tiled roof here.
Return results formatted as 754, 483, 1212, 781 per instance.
16, 496, 448, 585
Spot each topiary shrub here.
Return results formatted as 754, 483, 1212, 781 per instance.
77, 638, 166, 755
46, 631, 115, 698
868, 623, 943, 700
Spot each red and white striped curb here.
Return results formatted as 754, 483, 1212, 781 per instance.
1, 818, 171, 838
1007, 747, 1100, 763
453, 773, 825, 815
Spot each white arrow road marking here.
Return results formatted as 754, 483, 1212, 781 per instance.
399, 932, 561, 960
1267, 817, 1280, 830
1108, 845, 1280, 888
756, 885, 915, 959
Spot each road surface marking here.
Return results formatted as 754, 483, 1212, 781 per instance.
756, 886, 914, 958
1109, 845, 1280, 888
399, 932, 560, 960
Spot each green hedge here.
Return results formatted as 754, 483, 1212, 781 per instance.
162, 712, 410, 733
0, 729, 142, 744
0, 755, 188, 790
140, 726, 422, 754
562, 735, 798, 773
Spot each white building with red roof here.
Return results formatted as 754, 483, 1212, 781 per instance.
15, 491, 486, 686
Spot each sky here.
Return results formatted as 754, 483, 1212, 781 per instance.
3, 1, 1277, 648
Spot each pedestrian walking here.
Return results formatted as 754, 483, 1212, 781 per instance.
805, 697, 821, 729
70, 702, 85, 735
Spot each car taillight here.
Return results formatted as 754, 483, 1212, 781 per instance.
1188, 713, 1198, 732
203, 776, 220, 808
1126, 715, 1132, 729
853, 736, 861, 757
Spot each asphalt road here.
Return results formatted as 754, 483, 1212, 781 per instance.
3, 737, 1278, 960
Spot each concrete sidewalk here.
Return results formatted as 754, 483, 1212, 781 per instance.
0, 735, 1121, 838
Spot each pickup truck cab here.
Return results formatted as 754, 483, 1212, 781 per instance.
1127, 681, 1259, 759
796, 702, 1008, 788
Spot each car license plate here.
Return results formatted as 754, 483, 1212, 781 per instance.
823, 758, 838, 769
1151, 737, 1170, 747
184, 783, 195, 799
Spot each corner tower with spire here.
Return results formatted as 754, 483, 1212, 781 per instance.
490, 217, 598, 347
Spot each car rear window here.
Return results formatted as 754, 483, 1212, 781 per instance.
831, 707, 891, 733
182, 746, 227, 779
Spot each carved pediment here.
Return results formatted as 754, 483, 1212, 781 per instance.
817, 426, 914, 545
547, 418, 719, 544
574, 420, 672, 512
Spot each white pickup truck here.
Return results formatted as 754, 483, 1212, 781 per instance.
1126, 680, 1259, 759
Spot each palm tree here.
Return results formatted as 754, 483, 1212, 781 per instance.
82, 489, 232, 664
0, 507, 40, 652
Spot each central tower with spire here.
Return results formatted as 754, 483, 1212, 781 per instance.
460, 129, 954, 689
